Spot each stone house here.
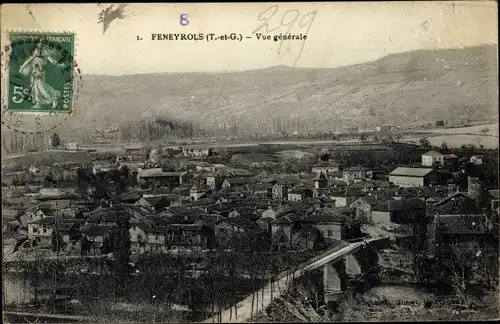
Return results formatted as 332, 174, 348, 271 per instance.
342, 166, 373, 184
28, 215, 63, 247
129, 224, 167, 254
311, 163, 340, 175
137, 168, 183, 189
287, 188, 313, 202
246, 183, 271, 197
421, 151, 458, 168
261, 206, 278, 220
329, 188, 363, 207
189, 184, 211, 201
470, 155, 485, 165
427, 192, 489, 254
348, 195, 383, 224
389, 167, 440, 187
206, 173, 224, 191
371, 198, 427, 226
309, 207, 361, 241
313, 172, 328, 189
221, 177, 248, 190
80, 224, 114, 256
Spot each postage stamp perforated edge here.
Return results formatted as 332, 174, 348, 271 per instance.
2, 29, 79, 116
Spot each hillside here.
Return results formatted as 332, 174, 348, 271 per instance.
3, 45, 498, 138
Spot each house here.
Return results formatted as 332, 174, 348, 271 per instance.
329, 188, 363, 207
309, 207, 361, 241
272, 183, 289, 200
313, 172, 328, 189
346, 126, 359, 134
135, 196, 172, 211
28, 215, 64, 246
129, 224, 167, 254
118, 192, 142, 204
396, 186, 440, 201
348, 195, 383, 224
55, 221, 83, 254
165, 223, 214, 250
80, 224, 115, 256
421, 151, 444, 167
189, 184, 211, 201
29, 166, 40, 174
470, 155, 485, 165
371, 198, 427, 225
221, 177, 248, 190
247, 183, 270, 197
261, 206, 278, 220
376, 125, 393, 132
206, 173, 224, 191
182, 146, 212, 158
137, 168, 183, 189
228, 206, 259, 221
66, 142, 79, 150
311, 163, 340, 175
257, 217, 275, 236
271, 214, 303, 243
427, 193, 489, 254
215, 217, 262, 242
342, 166, 373, 183
196, 162, 216, 172
488, 190, 499, 214
421, 151, 458, 168
24, 204, 55, 223
389, 167, 440, 187
287, 188, 313, 202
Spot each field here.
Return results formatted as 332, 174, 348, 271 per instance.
2, 151, 93, 170
401, 123, 498, 149
413, 123, 498, 136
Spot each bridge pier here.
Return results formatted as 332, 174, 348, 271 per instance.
323, 260, 346, 303
322, 243, 380, 304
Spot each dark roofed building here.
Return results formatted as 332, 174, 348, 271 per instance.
372, 198, 427, 225
221, 177, 249, 190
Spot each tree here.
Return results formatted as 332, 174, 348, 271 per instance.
441, 142, 450, 153
419, 137, 431, 148
51, 231, 65, 253
50, 133, 61, 148
435, 239, 493, 308
359, 134, 368, 143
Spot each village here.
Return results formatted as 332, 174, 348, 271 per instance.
2, 131, 499, 322
3, 135, 498, 256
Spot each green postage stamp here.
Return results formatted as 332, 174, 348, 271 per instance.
6, 31, 75, 114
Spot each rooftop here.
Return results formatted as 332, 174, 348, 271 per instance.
372, 198, 426, 212
138, 168, 182, 178
389, 167, 435, 177
422, 150, 443, 157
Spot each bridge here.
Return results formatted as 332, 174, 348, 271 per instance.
204, 236, 390, 323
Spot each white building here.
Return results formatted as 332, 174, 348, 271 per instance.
421, 151, 444, 167
182, 146, 212, 157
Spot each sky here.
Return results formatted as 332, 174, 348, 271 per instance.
0, 2, 498, 75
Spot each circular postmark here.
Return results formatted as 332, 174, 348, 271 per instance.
1, 32, 83, 136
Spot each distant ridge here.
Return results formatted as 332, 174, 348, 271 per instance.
44, 44, 500, 134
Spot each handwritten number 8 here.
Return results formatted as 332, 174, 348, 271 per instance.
180, 14, 189, 26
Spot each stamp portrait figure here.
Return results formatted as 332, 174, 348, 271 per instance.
7, 32, 75, 114
19, 40, 66, 109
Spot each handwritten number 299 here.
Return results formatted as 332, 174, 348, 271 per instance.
252, 5, 317, 35
180, 13, 189, 26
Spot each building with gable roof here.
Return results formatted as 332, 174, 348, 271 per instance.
389, 167, 440, 187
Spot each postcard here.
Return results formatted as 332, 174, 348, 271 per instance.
1, 2, 498, 323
